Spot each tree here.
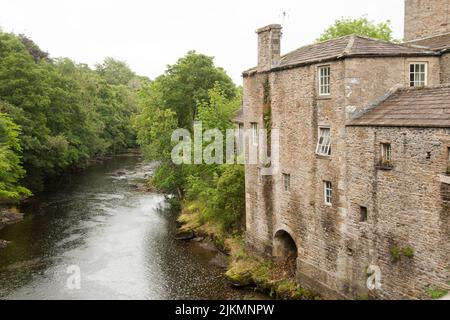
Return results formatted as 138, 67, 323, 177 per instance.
0, 110, 31, 200
317, 17, 395, 42
0, 31, 142, 191
155, 51, 237, 129
96, 57, 136, 86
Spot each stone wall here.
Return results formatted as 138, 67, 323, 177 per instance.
404, 0, 450, 41
441, 52, 450, 84
243, 54, 449, 299
345, 126, 450, 299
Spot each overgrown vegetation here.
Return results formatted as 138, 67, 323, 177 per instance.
317, 16, 395, 42
0, 31, 145, 197
177, 205, 319, 300
134, 51, 245, 234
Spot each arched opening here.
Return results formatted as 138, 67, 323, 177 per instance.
273, 230, 298, 278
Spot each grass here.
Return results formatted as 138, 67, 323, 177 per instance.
425, 285, 449, 300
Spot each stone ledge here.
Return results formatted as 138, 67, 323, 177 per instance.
439, 174, 450, 184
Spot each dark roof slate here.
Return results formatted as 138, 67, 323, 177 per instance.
405, 33, 450, 51
244, 35, 438, 75
349, 85, 450, 128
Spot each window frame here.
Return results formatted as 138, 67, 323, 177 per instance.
316, 127, 332, 157
250, 122, 258, 146
318, 65, 331, 96
283, 173, 291, 192
324, 181, 333, 206
360, 206, 368, 222
380, 143, 392, 164
409, 62, 428, 88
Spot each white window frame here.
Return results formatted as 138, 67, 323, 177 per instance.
318, 65, 331, 96
316, 127, 332, 157
251, 122, 258, 146
381, 143, 392, 164
283, 173, 291, 192
409, 62, 427, 88
324, 181, 333, 206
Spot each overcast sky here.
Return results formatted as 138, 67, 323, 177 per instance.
0, 0, 405, 84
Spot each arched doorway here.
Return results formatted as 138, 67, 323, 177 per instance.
273, 230, 298, 278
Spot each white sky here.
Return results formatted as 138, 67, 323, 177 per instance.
0, 0, 405, 84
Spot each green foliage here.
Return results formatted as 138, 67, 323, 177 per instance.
317, 16, 395, 42
0, 31, 142, 194
95, 57, 136, 86
390, 246, 401, 263
425, 286, 448, 300
152, 51, 237, 129
134, 53, 244, 234
403, 247, 415, 259
0, 111, 31, 200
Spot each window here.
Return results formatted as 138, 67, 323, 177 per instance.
360, 206, 368, 222
251, 123, 258, 145
236, 123, 244, 155
316, 127, 332, 156
447, 148, 450, 174
283, 174, 291, 192
380, 143, 392, 165
319, 66, 331, 96
409, 63, 427, 87
324, 181, 332, 206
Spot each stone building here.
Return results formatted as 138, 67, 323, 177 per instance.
242, 0, 450, 299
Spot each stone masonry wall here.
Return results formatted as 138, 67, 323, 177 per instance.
404, 0, 450, 41
441, 52, 450, 84
345, 126, 450, 299
243, 54, 448, 299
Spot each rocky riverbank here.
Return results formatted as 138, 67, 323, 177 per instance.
175, 201, 321, 300
0, 208, 24, 250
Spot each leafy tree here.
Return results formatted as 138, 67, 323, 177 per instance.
18, 34, 49, 63
317, 17, 395, 42
0, 31, 142, 193
96, 57, 136, 86
0, 110, 31, 200
155, 51, 237, 129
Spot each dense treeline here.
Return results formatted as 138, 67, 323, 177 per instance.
134, 51, 246, 233
0, 31, 146, 197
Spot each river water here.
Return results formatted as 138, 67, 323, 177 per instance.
0, 156, 258, 300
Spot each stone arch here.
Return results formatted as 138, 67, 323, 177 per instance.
273, 229, 298, 278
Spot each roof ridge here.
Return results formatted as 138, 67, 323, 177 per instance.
354, 35, 436, 52
281, 34, 353, 60
404, 32, 450, 43
341, 35, 356, 57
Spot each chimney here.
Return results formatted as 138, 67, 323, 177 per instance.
256, 24, 282, 72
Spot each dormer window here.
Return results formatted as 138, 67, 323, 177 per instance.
409, 63, 427, 87
318, 66, 331, 96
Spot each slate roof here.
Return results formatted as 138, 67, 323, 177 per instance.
405, 33, 450, 52
349, 85, 450, 128
243, 35, 438, 75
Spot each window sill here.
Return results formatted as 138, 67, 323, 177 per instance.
316, 154, 332, 160
317, 95, 332, 100
375, 165, 394, 171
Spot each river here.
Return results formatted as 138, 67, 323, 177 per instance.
0, 156, 259, 300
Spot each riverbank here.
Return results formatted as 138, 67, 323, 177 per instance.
0, 207, 24, 250
176, 201, 321, 300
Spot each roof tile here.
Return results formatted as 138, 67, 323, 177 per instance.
349, 86, 450, 128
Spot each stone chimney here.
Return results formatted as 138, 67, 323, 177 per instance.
256, 24, 282, 72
